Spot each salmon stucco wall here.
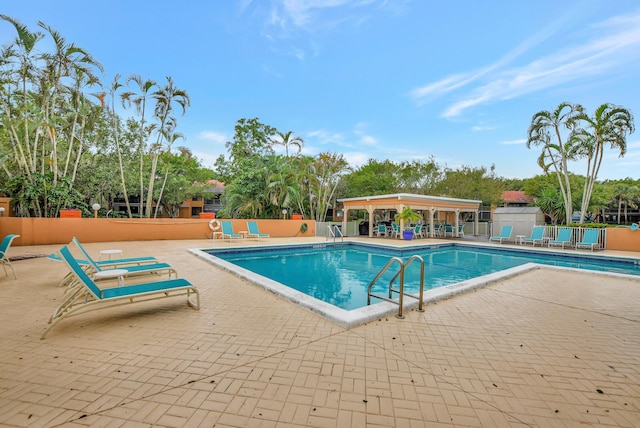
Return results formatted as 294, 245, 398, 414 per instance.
604, 227, 640, 252
0, 218, 316, 246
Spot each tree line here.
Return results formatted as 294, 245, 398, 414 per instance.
0, 15, 207, 218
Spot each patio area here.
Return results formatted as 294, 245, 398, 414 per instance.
0, 237, 639, 427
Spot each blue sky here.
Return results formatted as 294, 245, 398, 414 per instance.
2, 0, 640, 180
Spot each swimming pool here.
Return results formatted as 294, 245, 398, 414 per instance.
191, 242, 640, 327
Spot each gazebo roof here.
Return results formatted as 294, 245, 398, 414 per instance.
338, 193, 481, 212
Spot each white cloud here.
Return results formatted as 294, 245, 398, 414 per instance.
192, 151, 220, 168
262, 0, 394, 52
197, 131, 227, 144
342, 151, 373, 168
306, 128, 346, 145
471, 125, 497, 132
360, 135, 377, 145
500, 138, 527, 145
411, 10, 640, 119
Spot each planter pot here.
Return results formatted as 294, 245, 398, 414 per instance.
290, 214, 303, 220
402, 230, 414, 240
199, 212, 215, 219
60, 209, 82, 218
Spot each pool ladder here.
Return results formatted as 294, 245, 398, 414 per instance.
367, 255, 425, 319
326, 224, 344, 245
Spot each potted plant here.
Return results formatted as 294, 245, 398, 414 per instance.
395, 207, 422, 240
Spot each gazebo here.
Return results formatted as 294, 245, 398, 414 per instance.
338, 193, 482, 238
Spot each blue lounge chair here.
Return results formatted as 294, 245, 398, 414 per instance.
413, 224, 424, 239
390, 223, 400, 239
221, 221, 244, 242
443, 224, 454, 237
575, 229, 602, 251
548, 228, 573, 249
489, 225, 513, 244
247, 221, 270, 240
41, 246, 199, 339
51, 237, 164, 288
72, 237, 158, 268
0, 234, 20, 279
521, 226, 545, 246
70, 239, 178, 280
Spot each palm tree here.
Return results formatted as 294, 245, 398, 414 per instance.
272, 131, 304, 157
0, 15, 44, 214
307, 152, 350, 222
153, 126, 186, 218
527, 102, 583, 224
146, 76, 190, 218
107, 74, 133, 217
1, 16, 104, 217
121, 75, 157, 216
266, 156, 299, 213
611, 184, 639, 224
570, 103, 635, 223
37, 22, 103, 191
534, 187, 564, 225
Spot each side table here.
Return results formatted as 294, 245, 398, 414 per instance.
100, 249, 123, 260
94, 268, 128, 286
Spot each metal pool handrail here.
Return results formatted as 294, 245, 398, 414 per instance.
367, 255, 425, 319
326, 224, 344, 245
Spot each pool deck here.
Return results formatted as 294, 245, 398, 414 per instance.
1, 236, 639, 427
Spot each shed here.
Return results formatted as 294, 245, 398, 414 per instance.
493, 207, 545, 238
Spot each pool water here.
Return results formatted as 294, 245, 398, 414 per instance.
208, 244, 640, 310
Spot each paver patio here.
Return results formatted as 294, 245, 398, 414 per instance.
0, 238, 638, 427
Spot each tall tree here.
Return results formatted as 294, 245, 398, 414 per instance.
341, 159, 399, 198
272, 130, 304, 157
570, 103, 635, 223
153, 124, 186, 218
0, 16, 103, 217
306, 152, 350, 222
433, 165, 504, 206
147, 76, 190, 218
266, 155, 298, 212
121, 75, 156, 216
610, 183, 639, 224
395, 158, 441, 194
0, 14, 44, 185
107, 74, 133, 217
527, 102, 583, 224
533, 187, 564, 225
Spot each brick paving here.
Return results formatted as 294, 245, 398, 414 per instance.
0, 238, 638, 427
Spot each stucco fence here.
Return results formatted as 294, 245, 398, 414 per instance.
0, 218, 316, 246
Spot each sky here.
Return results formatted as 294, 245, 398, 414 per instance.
2, 0, 640, 180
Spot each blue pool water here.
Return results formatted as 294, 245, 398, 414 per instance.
206, 243, 640, 311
